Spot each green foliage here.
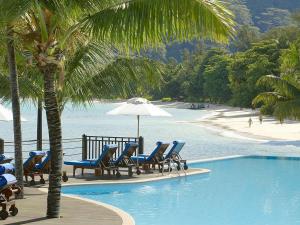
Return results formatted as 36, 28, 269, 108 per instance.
228, 40, 281, 107
161, 97, 172, 102
230, 25, 260, 52
203, 52, 232, 103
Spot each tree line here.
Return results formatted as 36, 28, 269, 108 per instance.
140, 14, 300, 123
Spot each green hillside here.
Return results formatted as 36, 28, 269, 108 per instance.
165, 0, 300, 60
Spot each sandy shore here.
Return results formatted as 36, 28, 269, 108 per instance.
195, 105, 300, 141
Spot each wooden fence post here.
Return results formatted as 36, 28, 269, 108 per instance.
138, 136, 144, 154
82, 134, 87, 160
0, 138, 4, 154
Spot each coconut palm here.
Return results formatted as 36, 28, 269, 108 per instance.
5, 25, 24, 198
0, 0, 235, 218
252, 74, 300, 121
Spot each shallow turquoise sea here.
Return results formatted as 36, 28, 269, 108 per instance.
1, 102, 300, 160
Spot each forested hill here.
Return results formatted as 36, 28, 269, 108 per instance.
164, 0, 300, 61
232, 0, 300, 31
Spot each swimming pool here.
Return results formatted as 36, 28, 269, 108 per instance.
62, 156, 300, 225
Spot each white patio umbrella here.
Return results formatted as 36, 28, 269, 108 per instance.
0, 103, 27, 122
107, 97, 172, 137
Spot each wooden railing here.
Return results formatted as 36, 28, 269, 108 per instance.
0, 135, 144, 160
82, 135, 144, 160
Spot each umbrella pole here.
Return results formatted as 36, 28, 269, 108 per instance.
137, 115, 140, 138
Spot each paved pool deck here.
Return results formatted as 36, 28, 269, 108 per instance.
2, 167, 209, 225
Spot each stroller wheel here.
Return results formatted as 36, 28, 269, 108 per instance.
9, 206, 18, 216
40, 178, 46, 184
177, 165, 181, 171
136, 169, 141, 175
0, 210, 9, 220
29, 180, 36, 186
184, 164, 188, 170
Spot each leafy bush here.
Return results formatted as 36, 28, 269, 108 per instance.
161, 97, 172, 102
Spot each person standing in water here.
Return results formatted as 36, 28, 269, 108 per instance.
248, 117, 253, 127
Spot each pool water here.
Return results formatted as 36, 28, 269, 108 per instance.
62, 156, 300, 225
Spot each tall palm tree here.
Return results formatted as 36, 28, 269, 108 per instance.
0, 0, 235, 218
6, 25, 24, 198
252, 74, 300, 121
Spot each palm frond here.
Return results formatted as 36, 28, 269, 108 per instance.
274, 99, 300, 121
252, 92, 286, 107
81, 0, 235, 50
257, 75, 300, 99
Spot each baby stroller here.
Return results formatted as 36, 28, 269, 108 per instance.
0, 173, 20, 220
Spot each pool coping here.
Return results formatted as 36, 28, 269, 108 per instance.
189, 155, 244, 163
39, 187, 135, 225
61, 168, 210, 187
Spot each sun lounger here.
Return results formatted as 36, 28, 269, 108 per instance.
23, 150, 46, 185
0, 154, 13, 164
0, 163, 15, 175
64, 144, 118, 177
0, 174, 20, 220
160, 140, 188, 172
131, 141, 170, 171
31, 151, 52, 185
112, 142, 139, 177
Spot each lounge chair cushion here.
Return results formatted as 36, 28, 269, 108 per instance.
64, 144, 118, 168
35, 151, 51, 170
165, 140, 185, 159
0, 154, 13, 162
0, 163, 15, 175
29, 151, 46, 157
0, 174, 17, 188
64, 160, 97, 167
131, 141, 169, 163
24, 151, 47, 168
130, 156, 147, 163
114, 142, 138, 165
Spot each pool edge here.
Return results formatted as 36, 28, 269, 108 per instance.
38, 187, 135, 225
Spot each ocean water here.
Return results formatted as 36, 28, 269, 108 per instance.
1, 102, 300, 160
63, 156, 300, 225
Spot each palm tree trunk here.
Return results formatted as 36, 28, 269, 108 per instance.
6, 25, 24, 199
41, 64, 63, 218
37, 99, 43, 150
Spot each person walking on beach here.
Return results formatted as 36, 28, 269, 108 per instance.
259, 114, 263, 124
248, 117, 253, 127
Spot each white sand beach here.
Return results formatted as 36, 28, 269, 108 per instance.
196, 105, 300, 141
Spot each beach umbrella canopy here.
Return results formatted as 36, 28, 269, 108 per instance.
0, 103, 27, 122
107, 97, 172, 137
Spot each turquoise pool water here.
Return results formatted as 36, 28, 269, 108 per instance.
62, 156, 300, 225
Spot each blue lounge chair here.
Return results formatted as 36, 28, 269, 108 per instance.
0, 163, 14, 175
64, 144, 118, 177
31, 151, 52, 185
0, 174, 20, 220
162, 140, 188, 171
112, 142, 139, 177
23, 151, 46, 185
131, 141, 170, 172
0, 154, 13, 164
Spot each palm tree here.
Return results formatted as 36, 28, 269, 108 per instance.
5, 25, 24, 198
252, 74, 300, 121
0, 0, 235, 218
